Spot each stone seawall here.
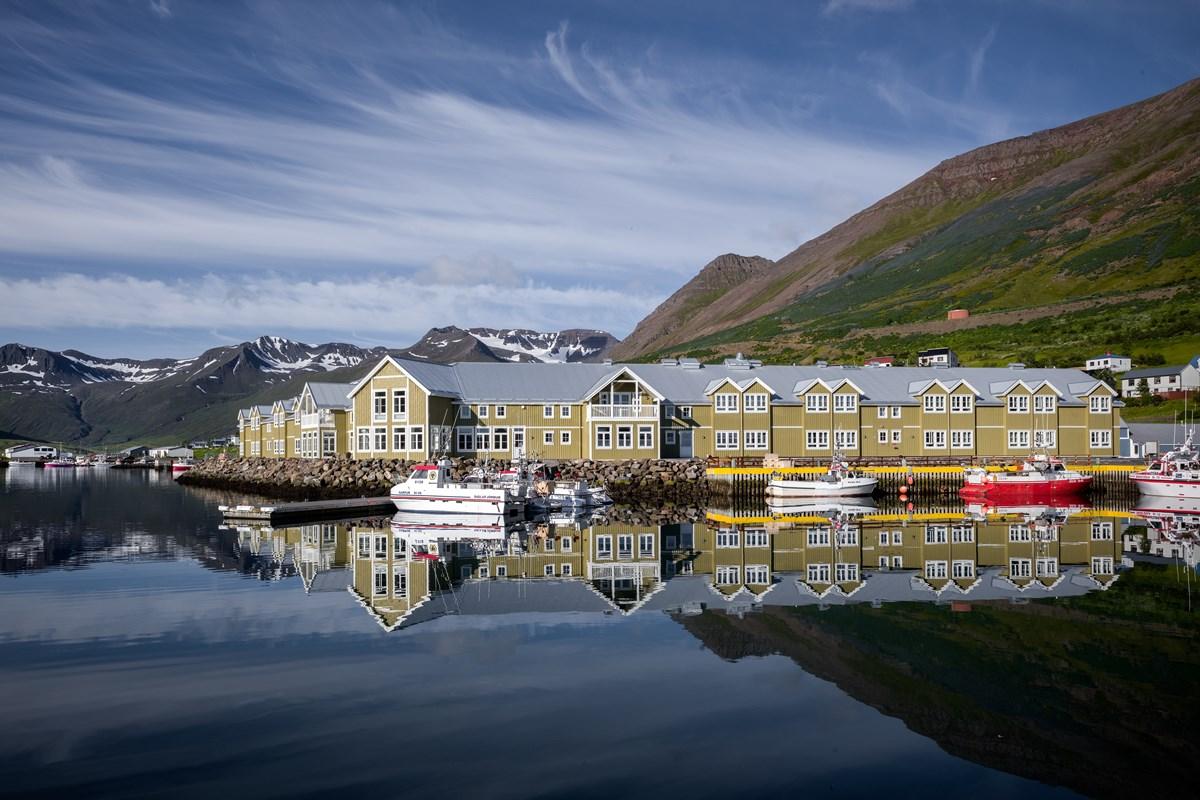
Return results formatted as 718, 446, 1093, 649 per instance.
177, 456, 725, 505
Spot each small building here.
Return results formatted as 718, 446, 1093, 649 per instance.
1085, 353, 1131, 373
947, 309, 970, 320
149, 446, 193, 460
4, 443, 57, 462
120, 445, 151, 459
917, 347, 959, 368
864, 356, 894, 367
1126, 423, 1186, 459
1120, 363, 1200, 398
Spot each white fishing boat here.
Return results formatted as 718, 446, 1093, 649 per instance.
531, 477, 613, 510
390, 460, 524, 516
171, 459, 195, 477
766, 455, 877, 498
1131, 431, 1200, 498
765, 497, 878, 516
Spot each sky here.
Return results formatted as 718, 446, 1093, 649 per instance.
1, 0, 1197, 359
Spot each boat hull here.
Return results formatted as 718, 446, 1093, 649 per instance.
959, 475, 1091, 501
1130, 476, 1200, 499
766, 478, 878, 498
390, 493, 517, 515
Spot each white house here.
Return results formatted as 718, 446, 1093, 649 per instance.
1085, 353, 1131, 372
4, 444, 57, 462
916, 347, 959, 367
149, 446, 194, 459
1120, 363, 1200, 398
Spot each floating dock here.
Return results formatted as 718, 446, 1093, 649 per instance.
219, 496, 394, 522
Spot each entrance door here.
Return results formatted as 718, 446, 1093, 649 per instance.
678, 430, 693, 458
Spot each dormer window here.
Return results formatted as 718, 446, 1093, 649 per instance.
1033, 395, 1055, 414
745, 393, 768, 413
1090, 395, 1110, 413
833, 394, 857, 413
950, 395, 973, 413
923, 395, 946, 413
715, 393, 739, 413
806, 394, 829, 413
1007, 395, 1029, 413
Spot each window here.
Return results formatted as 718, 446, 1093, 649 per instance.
878, 429, 889, 444
1034, 429, 1056, 448
638, 426, 653, 448
833, 393, 857, 413
950, 394, 973, 413
1090, 430, 1111, 448
924, 430, 946, 449
836, 527, 858, 546
924, 560, 948, 579
807, 527, 830, 546
560, 405, 570, 418
715, 430, 739, 450
891, 429, 902, 444
1008, 395, 1029, 413
618, 535, 633, 558
373, 565, 387, 596
393, 389, 407, 418
496, 564, 507, 577
745, 393, 768, 412
923, 394, 946, 413
716, 565, 741, 585
492, 428, 509, 451
879, 556, 890, 570
716, 529, 740, 548
373, 427, 387, 451
457, 428, 474, 452
372, 535, 387, 559
951, 430, 973, 449
639, 534, 654, 556
1009, 524, 1031, 542
474, 428, 491, 451
459, 404, 472, 420
745, 430, 768, 450
925, 525, 948, 544
596, 536, 612, 558
1090, 395, 1110, 414
392, 427, 406, 451
952, 560, 975, 579
322, 430, 336, 456
1034, 395, 1055, 414
879, 531, 890, 546
1091, 521, 1113, 541
806, 430, 830, 449
877, 406, 888, 419
560, 536, 572, 552
561, 431, 572, 445
357, 427, 370, 451
835, 430, 858, 449
561, 563, 573, 577
1091, 556, 1114, 574
596, 426, 612, 448
373, 390, 387, 421
806, 563, 831, 583
616, 426, 633, 448
494, 405, 506, 419
544, 430, 555, 445
891, 406, 902, 418
891, 555, 903, 569
544, 564, 555, 577
665, 430, 677, 445
835, 563, 859, 582
806, 394, 829, 413
393, 534, 406, 557
1036, 557, 1058, 578
715, 393, 739, 413
410, 427, 423, 452
745, 529, 768, 547
679, 406, 693, 419
392, 567, 407, 597
357, 534, 371, 558
543, 404, 554, 418
951, 525, 974, 543
1008, 430, 1030, 449
746, 565, 769, 584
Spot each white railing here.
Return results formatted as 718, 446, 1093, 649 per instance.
301, 411, 333, 428
588, 403, 659, 421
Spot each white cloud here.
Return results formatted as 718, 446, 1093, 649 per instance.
823, 0, 914, 15
967, 27, 997, 95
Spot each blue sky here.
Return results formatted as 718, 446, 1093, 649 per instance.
1, 0, 1197, 358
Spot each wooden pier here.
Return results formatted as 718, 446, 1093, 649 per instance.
219, 496, 395, 522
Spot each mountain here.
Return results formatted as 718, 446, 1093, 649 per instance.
397, 327, 618, 363
614, 77, 1200, 366
0, 327, 619, 447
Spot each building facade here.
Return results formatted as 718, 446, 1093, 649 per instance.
1120, 363, 1199, 398
239, 356, 1124, 461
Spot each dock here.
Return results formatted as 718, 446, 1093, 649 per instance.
219, 496, 395, 522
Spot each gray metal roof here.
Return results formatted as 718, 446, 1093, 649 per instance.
449, 362, 614, 402
306, 382, 356, 408
1122, 364, 1188, 380
1127, 423, 1187, 446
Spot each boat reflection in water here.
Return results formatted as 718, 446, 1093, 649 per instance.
225, 498, 1128, 632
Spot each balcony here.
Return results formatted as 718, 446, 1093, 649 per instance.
301, 410, 334, 428
588, 403, 659, 421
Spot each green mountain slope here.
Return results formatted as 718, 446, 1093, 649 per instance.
613, 77, 1200, 366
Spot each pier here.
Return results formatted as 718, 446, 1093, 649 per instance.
219, 496, 395, 523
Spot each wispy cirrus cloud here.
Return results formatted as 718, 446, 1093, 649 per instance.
823, 0, 914, 15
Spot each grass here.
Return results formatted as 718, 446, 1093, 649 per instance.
1120, 397, 1200, 423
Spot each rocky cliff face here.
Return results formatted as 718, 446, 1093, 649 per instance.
615, 76, 1200, 359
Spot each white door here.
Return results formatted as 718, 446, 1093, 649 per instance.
678, 430, 693, 458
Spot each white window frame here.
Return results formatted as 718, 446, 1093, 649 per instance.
561, 563, 573, 577
1089, 395, 1110, 414
951, 429, 973, 449
1008, 395, 1029, 413
1090, 429, 1111, 449
891, 429, 902, 444
835, 562, 859, 582
665, 430, 677, 445
492, 427, 509, 451
1009, 524, 1031, 542
806, 526, 830, 547
561, 536, 573, 553
833, 393, 857, 413
1034, 429, 1056, 448
715, 393, 739, 413
952, 560, 975, 579
925, 525, 948, 544
951, 525, 974, 543
877, 406, 888, 419
1090, 522, 1113, 541
544, 564, 555, 577
878, 429, 889, 444
924, 430, 946, 449
596, 425, 612, 449
1033, 395, 1055, 414
596, 536, 612, 559
560, 405, 571, 418
561, 430, 572, 445
716, 529, 740, 548
392, 566, 407, 598
806, 430, 830, 450
373, 427, 387, 452
744, 430, 768, 450
715, 430, 739, 450
543, 404, 554, 418
806, 394, 829, 413
745, 565, 769, 584
637, 425, 653, 449
410, 426, 423, 452
679, 406, 693, 419
950, 394, 973, 413
1008, 430, 1030, 449
373, 390, 388, 422
924, 560, 948, 579
1091, 556, 1114, 574
745, 529, 768, 548
392, 427, 406, 452
834, 430, 858, 450
616, 425, 633, 449
494, 405, 506, 419
477, 405, 488, 419
806, 563, 831, 583
392, 389, 407, 419
544, 430, 555, 446
1036, 557, 1058, 578
716, 565, 741, 585
744, 393, 768, 413
923, 394, 946, 413
639, 534, 654, 557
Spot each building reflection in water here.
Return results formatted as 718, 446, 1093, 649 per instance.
212, 497, 1187, 632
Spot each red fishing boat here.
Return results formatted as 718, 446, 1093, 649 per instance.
960, 454, 1091, 501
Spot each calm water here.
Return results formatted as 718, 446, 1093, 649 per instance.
0, 466, 1196, 799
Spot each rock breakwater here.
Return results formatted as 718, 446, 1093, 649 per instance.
177, 456, 725, 505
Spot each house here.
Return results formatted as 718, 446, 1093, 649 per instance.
916, 347, 959, 367
241, 355, 1123, 460
149, 446, 193, 459
4, 443, 57, 462
1120, 363, 1200, 398
1084, 353, 1131, 373
120, 445, 151, 459
864, 356, 894, 367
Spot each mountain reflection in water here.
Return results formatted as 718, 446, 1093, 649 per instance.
0, 466, 1196, 799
